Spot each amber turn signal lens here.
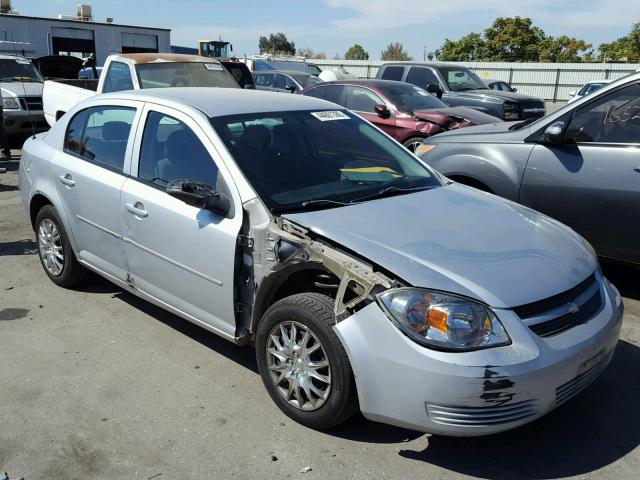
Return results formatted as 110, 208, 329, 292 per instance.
414, 144, 436, 157
427, 306, 448, 333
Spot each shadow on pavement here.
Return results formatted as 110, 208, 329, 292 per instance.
398, 340, 640, 479
0, 239, 37, 256
111, 284, 259, 375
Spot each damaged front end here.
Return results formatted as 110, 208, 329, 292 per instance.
233, 199, 397, 344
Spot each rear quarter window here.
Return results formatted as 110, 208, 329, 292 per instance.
380, 66, 404, 81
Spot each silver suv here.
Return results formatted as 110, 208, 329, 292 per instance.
419, 72, 640, 265
19, 88, 623, 435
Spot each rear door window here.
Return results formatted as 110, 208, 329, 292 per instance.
380, 66, 404, 81
255, 73, 274, 87
64, 106, 136, 171
305, 85, 346, 106
405, 67, 439, 89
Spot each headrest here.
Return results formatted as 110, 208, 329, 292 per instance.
239, 125, 270, 149
102, 121, 130, 141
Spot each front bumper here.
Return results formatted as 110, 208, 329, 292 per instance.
3, 110, 48, 135
334, 276, 623, 436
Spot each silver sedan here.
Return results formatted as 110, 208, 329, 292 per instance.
19, 87, 623, 435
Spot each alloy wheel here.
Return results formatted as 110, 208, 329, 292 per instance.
38, 219, 64, 276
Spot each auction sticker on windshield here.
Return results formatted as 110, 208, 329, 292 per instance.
204, 63, 224, 71
311, 111, 350, 121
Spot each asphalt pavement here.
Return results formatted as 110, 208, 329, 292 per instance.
1, 154, 639, 480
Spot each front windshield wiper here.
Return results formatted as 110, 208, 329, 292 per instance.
350, 185, 437, 203
300, 198, 355, 208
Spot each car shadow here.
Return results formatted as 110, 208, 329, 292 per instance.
397, 340, 640, 479
601, 260, 640, 301
0, 239, 37, 256
0, 183, 18, 192
0, 160, 20, 172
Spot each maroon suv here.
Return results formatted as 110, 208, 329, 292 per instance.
303, 79, 501, 151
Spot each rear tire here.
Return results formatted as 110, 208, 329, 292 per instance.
35, 205, 87, 288
403, 136, 426, 153
256, 293, 359, 430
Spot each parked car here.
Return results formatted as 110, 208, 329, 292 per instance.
568, 79, 613, 103
43, 53, 240, 126
303, 80, 500, 151
0, 55, 49, 135
377, 62, 546, 121
486, 79, 517, 92
418, 72, 640, 265
219, 60, 255, 89
19, 87, 622, 436
242, 54, 321, 76
253, 70, 322, 93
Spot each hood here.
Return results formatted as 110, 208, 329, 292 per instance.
284, 184, 596, 309
453, 89, 543, 103
427, 120, 528, 143
414, 106, 501, 127
0, 81, 43, 97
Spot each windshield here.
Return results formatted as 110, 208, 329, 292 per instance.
579, 83, 606, 96
290, 74, 322, 88
136, 62, 239, 89
211, 110, 440, 213
0, 59, 43, 82
379, 84, 447, 113
438, 66, 487, 92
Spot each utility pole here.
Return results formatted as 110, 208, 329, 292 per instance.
423, 44, 427, 61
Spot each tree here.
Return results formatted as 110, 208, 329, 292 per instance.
598, 22, 640, 62
332, 53, 343, 60
297, 47, 326, 59
538, 36, 593, 63
259, 33, 295, 55
435, 16, 594, 63
438, 33, 488, 61
483, 16, 546, 62
344, 44, 369, 60
380, 42, 412, 61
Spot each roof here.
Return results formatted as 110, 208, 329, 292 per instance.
102, 87, 340, 117
380, 62, 461, 68
116, 53, 216, 64
0, 13, 170, 31
311, 79, 413, 89
257, 70, 314, 76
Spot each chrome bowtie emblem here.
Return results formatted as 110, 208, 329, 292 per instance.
567, 302, 579, 314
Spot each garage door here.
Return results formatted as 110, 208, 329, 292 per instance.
121, 33, 158, 54
51, 27, 95, 58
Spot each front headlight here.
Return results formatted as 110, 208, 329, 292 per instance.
378, 288, 511, 351
2, 96, 20, 110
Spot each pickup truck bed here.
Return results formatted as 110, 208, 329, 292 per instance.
43, 79, 97, 126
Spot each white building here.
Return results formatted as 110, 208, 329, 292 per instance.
0, 2, 170, 65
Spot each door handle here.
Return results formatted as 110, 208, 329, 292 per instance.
58, 173, 75, 187
125, 202, 148, 218
634, 166, 640, 173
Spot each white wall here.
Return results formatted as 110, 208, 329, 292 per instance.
310, 59, 640, 102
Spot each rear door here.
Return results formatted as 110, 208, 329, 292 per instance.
52, 101, 141, 280
303, 84, 347, 107
121, 104, 243, 339
345, 86, 396, 137
520, 81, 640, 263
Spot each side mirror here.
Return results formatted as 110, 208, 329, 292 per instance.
426, 83, 443, 99
166, 179, 232, 218
542, 121, 565, 145
512, 87, 517, 93
374, 104, 391, 119
285, 85, 297, 93
569, 91, 576, 97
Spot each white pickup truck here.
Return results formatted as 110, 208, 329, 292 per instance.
43, 53, 240, 126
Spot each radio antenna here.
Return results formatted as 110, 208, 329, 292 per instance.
9, 30, 36, 139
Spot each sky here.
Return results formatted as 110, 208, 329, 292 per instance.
17, 0, 640, 59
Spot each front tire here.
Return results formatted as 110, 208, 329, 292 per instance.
35, 205, 87, 288
256, 293, 359, 429
403, 136, 426, 153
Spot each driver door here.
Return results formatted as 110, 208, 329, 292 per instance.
121, 104, 243, 339
520, 81, 640, 263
